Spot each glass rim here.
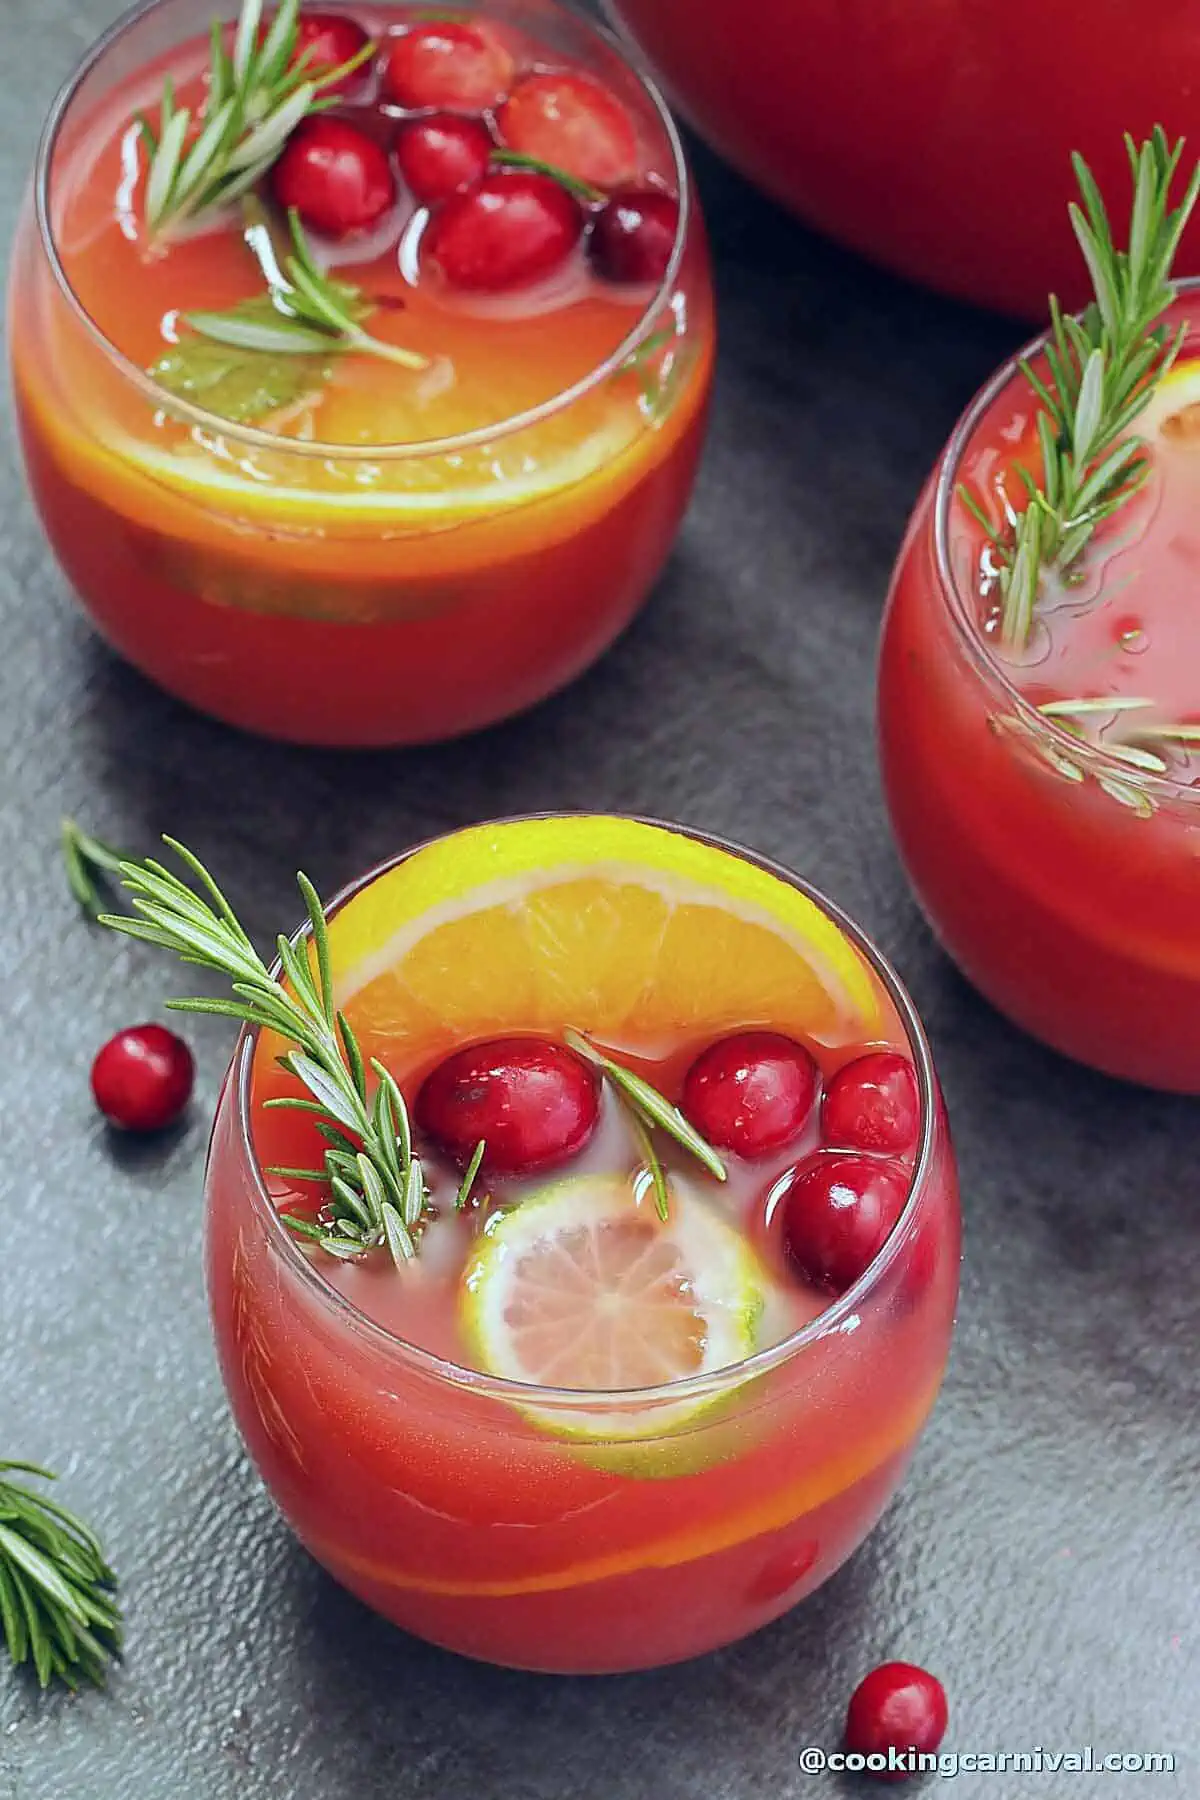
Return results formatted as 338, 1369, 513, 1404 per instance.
932, 275, 1200, 803
33, 0, 693, 463
229, 810, 943, 1411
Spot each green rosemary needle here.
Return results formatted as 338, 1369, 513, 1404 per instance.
961, 129, 1200, 650
0, 1463, 121, 1690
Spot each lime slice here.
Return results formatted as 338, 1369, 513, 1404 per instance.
461, 1173, 765, 1443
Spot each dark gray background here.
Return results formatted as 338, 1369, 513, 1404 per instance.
2, 2, 1197, 1795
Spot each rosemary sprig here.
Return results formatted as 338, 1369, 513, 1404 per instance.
961, 129, 1200, 649
1037, 695, 1200, 774
0, 1464, 121, 1690
98, 838, 430, 1268
187, 207, 427, 370
564, 1028, 727, 1211
61, 819, 131, 922
138, 0, 374, 240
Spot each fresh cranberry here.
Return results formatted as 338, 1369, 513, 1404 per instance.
91, 1025, 194, 1132
422, 170, 583, 291
271, 117, 395, 238
381, 20, 513, 111
291, 11, 372, 96
844, 1662, 949, 1781
781, 1152, 909, 1295
416, 1037, 599, 1177
681, 1031, 818, 1158
394, 113, 493, 205
590, 188, 679, 284
823, 1051, 920, 1155
497, 72, 639, 188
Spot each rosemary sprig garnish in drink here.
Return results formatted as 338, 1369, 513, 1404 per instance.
99, 838, 432, 1267
961, 129, 1200, 650
565, 1028, 727, 1220
138, 0, 372, 241
0, 1463, 121, 1689
151, 206, 427, 422
1037, 695, 1200, 775
194, 204, 427, 370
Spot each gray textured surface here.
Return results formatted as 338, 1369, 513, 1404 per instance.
2, 3, 1198, 1795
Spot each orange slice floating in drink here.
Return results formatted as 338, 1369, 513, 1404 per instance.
301, 815, 880, 1067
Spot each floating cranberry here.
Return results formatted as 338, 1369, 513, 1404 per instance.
844, 1662, 949, 1780
381, 19, 513, 111
91, 1024, 194, 1132
497, 71, 639, 188
292, 11, 372, 95
781, 1152, 909, 1295
823, 1051, 920, 1155
271, 117, 396, 238
394, 113, 493, 205
422, 170, 583, 291
416, 1037, 599, 1177
590, 187, 679, 284
681, 1031, 818, 1158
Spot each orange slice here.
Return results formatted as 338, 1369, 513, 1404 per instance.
305, 816, 879, 1066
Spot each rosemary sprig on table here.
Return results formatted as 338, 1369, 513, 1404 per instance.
961, 129, 1200, 650
0, 1464, 121, 1690
565, 1028, 726, 1221
138, 0, 373, 240
61, 820, 130, 923
98, 838, 430, 1267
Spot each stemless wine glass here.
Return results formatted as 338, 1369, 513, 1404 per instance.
204, 816, 960, 1673
879, 285, 1200, 1090
10, 0, 713, 745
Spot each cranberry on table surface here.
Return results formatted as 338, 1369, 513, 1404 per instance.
590, 187, 679, 285
91, 1024, 194, 1132
681, 1030, 818, 1158
416, 1036, 599, 1177
271, 117, 396, 238
781, 1151, 909, 1295
822, 1051, 920, 1155
291, 11, 373, 95
381, 20, 513, 112
497, 72, 639, 189
422, 170, 583, 291
844, 1661, 949, 1780
394, 113, 493, 205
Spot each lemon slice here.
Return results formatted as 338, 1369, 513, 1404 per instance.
1141, 356, 1200, 445
461, 1173, 764, 1442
